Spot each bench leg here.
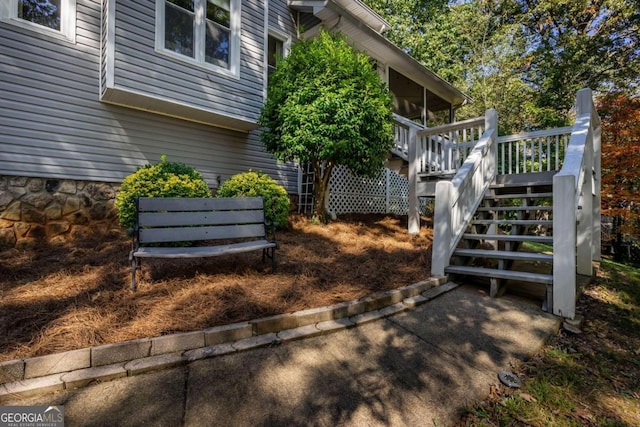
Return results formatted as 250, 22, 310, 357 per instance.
131, 257, 138, 291
263, 248, 276, 272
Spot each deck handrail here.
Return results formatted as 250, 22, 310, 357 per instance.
497, 126, 573, 174
416, 117, 485, 176
392, 113, 425, 161
431, 110, 498, 276
552, 88, 601, 318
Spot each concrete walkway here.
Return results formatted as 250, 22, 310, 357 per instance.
2, 285, 560, 426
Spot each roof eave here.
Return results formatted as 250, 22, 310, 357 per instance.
292, 3, 471, 107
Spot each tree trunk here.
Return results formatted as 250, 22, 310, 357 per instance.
312, 160, 333, 223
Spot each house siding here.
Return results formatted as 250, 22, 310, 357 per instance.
105, 0, 265, 124
0, 0, 298, 193
268, 0, 296, 35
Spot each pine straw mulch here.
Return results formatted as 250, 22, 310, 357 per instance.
0, 214, 434, 363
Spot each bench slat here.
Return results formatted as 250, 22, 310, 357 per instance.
139, 223, 266, 243
133, 240, 276, 258
137, 197, 263, 212
139, 210, 264, 227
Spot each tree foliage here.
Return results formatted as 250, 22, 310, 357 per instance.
503, 0, 640, 115
598, 92, 640, 237
364, 0, 640, 131
259, 30, 394, 222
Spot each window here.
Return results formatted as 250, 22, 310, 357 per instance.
266, 29, 289, 90
0, 0, 76, 41
267, 35, 283, 80
19, 0, 61, 30
156, 0, 240, 76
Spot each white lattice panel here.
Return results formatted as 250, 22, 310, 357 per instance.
299, 164, 428, 216
325, 166, 427, 215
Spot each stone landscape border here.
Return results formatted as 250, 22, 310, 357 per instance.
0, 277, 457, 402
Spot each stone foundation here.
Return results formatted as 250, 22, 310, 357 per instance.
0, 176, 120, 248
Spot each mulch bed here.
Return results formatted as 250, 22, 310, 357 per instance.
0, 214, 434, 362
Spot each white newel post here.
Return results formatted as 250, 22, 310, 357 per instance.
575, 89, 595, 276
577, 129, 594, 276
485, 109, 498, 178
408, 125, 420, 234
553, 174, 577, 318
431, 180, 453, 277
592, 116, 602, 262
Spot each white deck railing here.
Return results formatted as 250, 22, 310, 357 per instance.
417, 117, 486, 176
406, 116, 486, 234
430, 110, 498, 275
552, 88, 601, 318
497, 126, 573, 174
392, 114, 424, 161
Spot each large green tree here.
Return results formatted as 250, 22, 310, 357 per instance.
502, 0, 640, 119
259, 30, 394, 223
364, 0, 640, 131
365, 0, 549, 132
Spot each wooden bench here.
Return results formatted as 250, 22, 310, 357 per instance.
129, 196, 278, 290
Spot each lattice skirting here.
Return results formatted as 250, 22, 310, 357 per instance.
298, 164, 429, 216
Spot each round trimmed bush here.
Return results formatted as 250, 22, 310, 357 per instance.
216, 171, 290, 228
116, 156, 211, 230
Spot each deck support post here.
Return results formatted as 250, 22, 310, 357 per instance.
431, 180, 453, 277
553, 174, 576, 319
408, 125, 420, 234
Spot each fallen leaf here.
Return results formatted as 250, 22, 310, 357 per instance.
518, 392, 537, 403
572, 407, 594, 422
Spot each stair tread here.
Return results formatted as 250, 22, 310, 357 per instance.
470, 219, 553, 225
477, 206, 553, 212
487, 192, 553, 199
490, 181, 553, 189
463, 233, 553, 242
453, 249, 553, 262
445, 265, 553, 284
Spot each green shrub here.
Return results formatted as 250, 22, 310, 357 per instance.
116, 156, 211, 230
216, 171, 290, 227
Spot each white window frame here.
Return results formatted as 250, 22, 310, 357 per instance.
155, 0, 241, 79
0, 0, 76, 42
264, 28, 290, 98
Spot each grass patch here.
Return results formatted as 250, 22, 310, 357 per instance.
522, 241, 553, 254
457, 257, 640, 426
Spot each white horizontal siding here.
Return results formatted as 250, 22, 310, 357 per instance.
269, 0, 296, 35
110, 0, 266, 122
0, 0, 298, 193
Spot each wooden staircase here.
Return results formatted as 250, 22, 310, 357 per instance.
426, 89, 601, 319
445, 172, 556, 310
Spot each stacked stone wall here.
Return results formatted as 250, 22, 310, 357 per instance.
0, 176, 120, 248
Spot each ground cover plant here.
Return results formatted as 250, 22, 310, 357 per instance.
457, 257, 640, 426
0, 214, 432, 363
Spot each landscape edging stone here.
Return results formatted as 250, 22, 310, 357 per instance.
0, 277, 455, 401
